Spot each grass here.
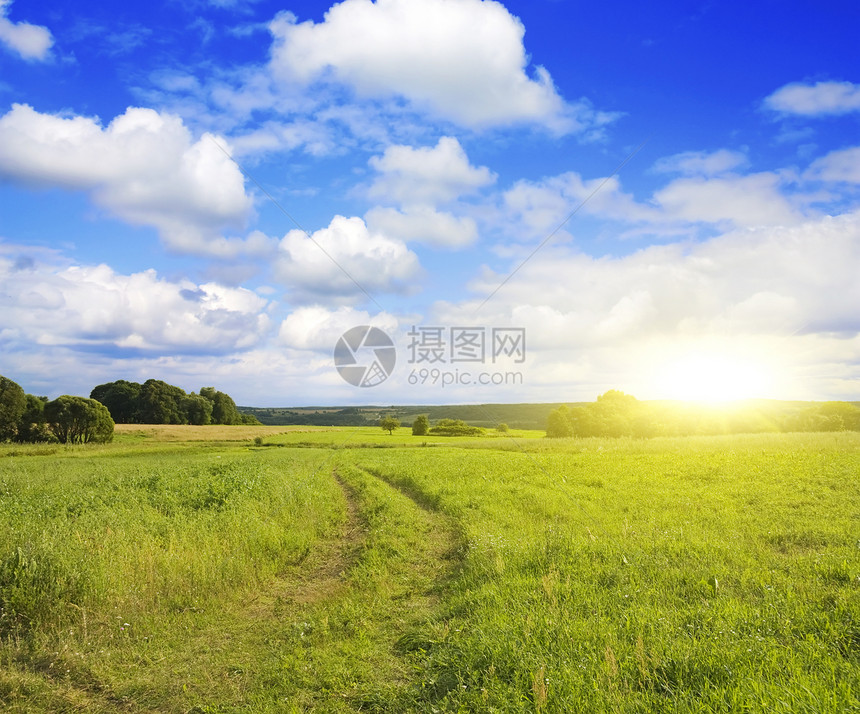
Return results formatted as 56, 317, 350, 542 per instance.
0, 428, 857, 711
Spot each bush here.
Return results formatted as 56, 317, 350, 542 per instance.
45, 395, 115, 444
428, 419, 484, 437
412, 415, 430, 436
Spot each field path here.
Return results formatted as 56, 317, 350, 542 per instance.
262, 462, 467, 710
265, 469, 366, 608
192, 461, 467, 711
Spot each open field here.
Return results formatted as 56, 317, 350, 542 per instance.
1, 428, 858, 712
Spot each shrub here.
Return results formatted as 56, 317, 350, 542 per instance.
44, 395, 115, 444
428, 419, 484, 437
412, 415, 430, 436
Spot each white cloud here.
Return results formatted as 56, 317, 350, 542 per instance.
806, 146, 860, 184
0, 104, 256, 256
275, 215, 421, 301
268, 0, 580, 131
764, 80, 860, 116
503, 171, 658, 238
229, 119, 338, 157
363, 137, 490, 249
368, 136, 495, 204
653, 172, 803, 227
0, 0, 53, 61
463, 211, 860, 346
0, 252, 271, 355
365, 205, 478, 248
278, 305, 399, 350
653, 149, 748, 176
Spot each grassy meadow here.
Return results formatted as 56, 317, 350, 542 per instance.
0, 425, 857, 712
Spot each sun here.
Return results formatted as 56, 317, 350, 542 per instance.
652, 349, 774, 402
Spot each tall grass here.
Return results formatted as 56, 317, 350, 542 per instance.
349, 433, 860, 711
0, 447, 344, 644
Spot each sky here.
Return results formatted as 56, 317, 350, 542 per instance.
0, 0, 858, 407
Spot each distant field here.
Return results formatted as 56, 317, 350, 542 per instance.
1, 429, 857, 712
113, 423, 339, 441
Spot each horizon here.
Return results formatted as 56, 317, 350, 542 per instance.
1, 0, 858, 406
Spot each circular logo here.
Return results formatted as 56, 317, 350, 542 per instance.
333, 326, 396, 387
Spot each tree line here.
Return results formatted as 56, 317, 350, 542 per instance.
545, 390, 860, 438
0, 375, 258, 445
89, 380, 259, 426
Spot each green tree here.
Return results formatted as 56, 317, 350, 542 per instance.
380, 417, 400, 435
818, 401, 860, 431
44, 396, 114, 444
15, 394, 51, 443
496, 423, 510, 433
412, 414, 429, 436
545, 405, 574, 438
0, 375, 27, 441
590, 390, 639, 437
90, 380, 142, 423
137, 379, 188, 424
182, 393, 213, 425
200, 387, 242, 425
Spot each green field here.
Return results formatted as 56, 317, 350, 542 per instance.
1, 427, 858, 712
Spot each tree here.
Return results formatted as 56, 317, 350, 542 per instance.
590, 390, 639, 437
182, 393, 213, 425
44, 396, 114, 444
496, 423, 509, 433
818, 401, 860, 431
380, 417, 400, 435
15, 394, 51, 443
200, 387, 242, 425
0, 375, 27, 441
545, 405, 574, 438
90, 380, 142, 423
412, 414, 429, 436
137, 379, 188, 424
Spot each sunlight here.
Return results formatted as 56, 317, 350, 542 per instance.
653, 349, 774, 402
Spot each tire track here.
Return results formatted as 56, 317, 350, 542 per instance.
274, 469, 366, 607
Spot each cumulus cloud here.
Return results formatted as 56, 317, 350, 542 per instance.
463, 211, 860, 347
278, 304, 399, 350
0, 0, 53, 61
806, 146, 860, 184
268, 0, 584, 131
653, 172, 804, 227
0, 104, 256, 256
367, 136, 495, 204
503, 171, 658, 238
361, 137, 492, 248
275, 215, 421, 302
0, 252, 271, 355
764, 80, 860, 116
365, 205, 478, 248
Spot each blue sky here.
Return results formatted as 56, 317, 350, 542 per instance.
1, 0, 859, 406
